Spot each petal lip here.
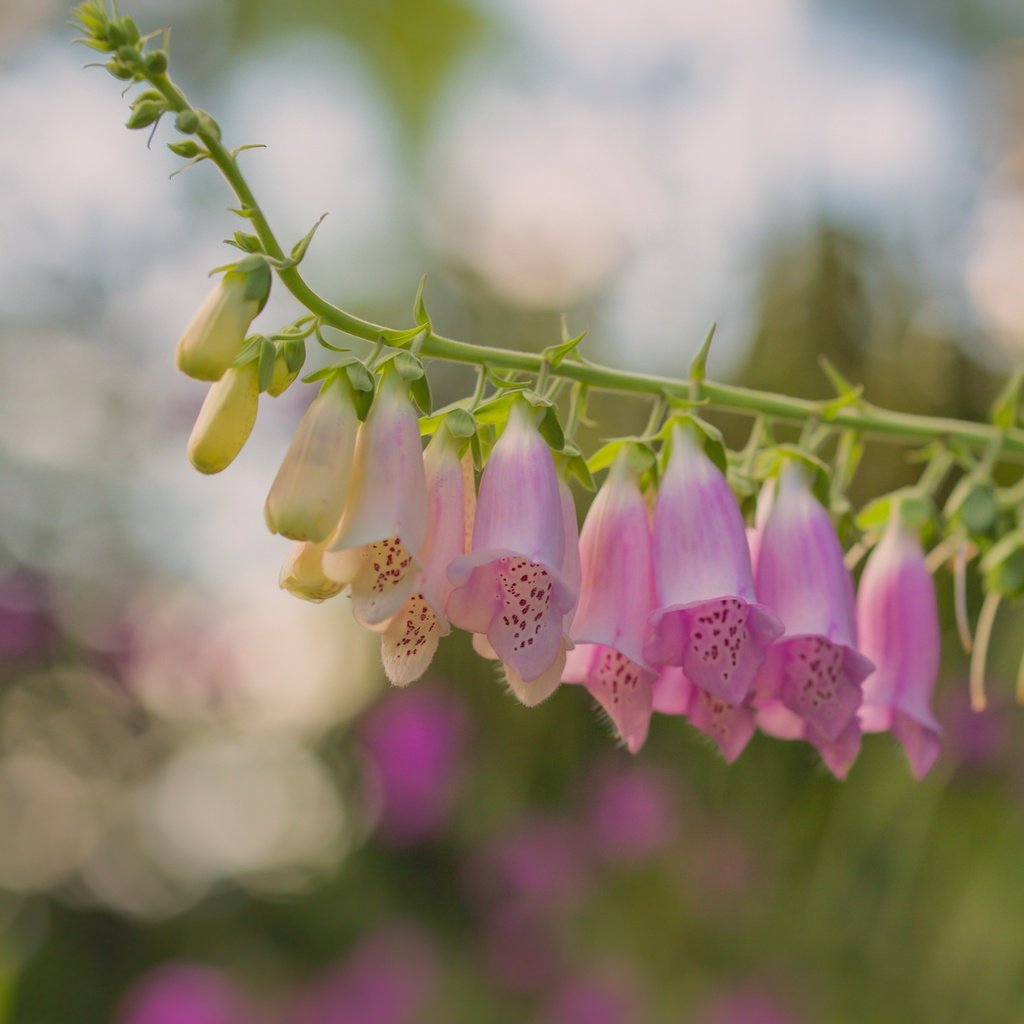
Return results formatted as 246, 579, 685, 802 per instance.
755, 633, 874, 743
645, 597, 782, 705
447, 548, 576, 616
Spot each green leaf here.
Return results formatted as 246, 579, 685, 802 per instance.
992, 370, 1024, 429
289, 213, 327, 265
981, 531, 1024, 598
586, 441, 624, 476
946, 477, 999, 537
542, 328, 587, 368
564, 453, 595, 492
413, 274, 431, 329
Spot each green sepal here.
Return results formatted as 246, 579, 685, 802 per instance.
256, 337, 277, 393
855, 487, 936, 536
659, 415, 727, 476
232, 335, 263, 368
229, 231, 262, 254
444, 407, 477, 439
235, 256, 271, 312
755, 445, 832, 510
981, 531, 1024, 598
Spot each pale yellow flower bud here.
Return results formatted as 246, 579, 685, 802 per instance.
186, 362, 259, 474
265, 377, 359, 542
279, 540, 345, 602
175, 260, 270, 381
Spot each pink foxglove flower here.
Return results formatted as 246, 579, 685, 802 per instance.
326, 370, 427, 627
186, 362, 259, 474
753, 462, 874, 743
265, 375, 358, 543
857, 518, 942, 779
645, 425, 782, 705
381, 428, 476, 686
563, 451, 656, 752
447, 401, 576, 705
756, 700, 862, 780
652, 668, 758, 764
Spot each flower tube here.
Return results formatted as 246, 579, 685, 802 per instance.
265, 374, 359, 543
857, 517, 942, 779
186, 361, 259, 474
645, 424, 782, 705
381, 428, 475, 686
447, 400, 576, 704
175, 258, 270, 381
326, 370, 427, 627
563, 450, 656, 752
753, 462, 874, 744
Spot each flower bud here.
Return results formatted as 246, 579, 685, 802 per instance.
265, 376, 359, 542
187, 362, 259, 474
175, 110, 200, 134
265, 340, 306, 397
175, 260, 270, 381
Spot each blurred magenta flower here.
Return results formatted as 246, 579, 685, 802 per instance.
543, 973, 641, 1024
447, 400, 576, 704
326, 370, 428, 627
381, 428, 474, 685
753, 464, 873, 759
857, 518, 942, 779
118, 964, 251, 1024
0, 573, 53, 659
941, 688, 1010, 772
361, 688, 469, 844
646, 425, 782, 705
287, 923, 438, 1024
697, 988, 802, 1024
585, 761, 676, 863
563, 451, 657, 752
466, 816, 589, 915
480, 902, 564, 994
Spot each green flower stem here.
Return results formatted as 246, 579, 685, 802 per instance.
146, 70, 1024, 460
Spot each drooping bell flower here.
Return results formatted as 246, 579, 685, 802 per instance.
645, 424, 782, 705
175, 257, 271, 381
562, 450, 656, 752
756, 700, 862, 780
753, 461, 874, 745
279, 539, 345, 603
447, 400, 576, 705
381, 427, 476, 686
651, 667, 758, 764
326, 370, 427, 627
265, 374, 359, 543
186, 361, 259, 474
857, 517, 942, 779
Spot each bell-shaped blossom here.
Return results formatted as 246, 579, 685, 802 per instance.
447, 400, 576, 704
563, 451, 656, 752
753, 462, 874, 743
645, 425, 782, 705
279, 539, 345, 603
857, 518, 942, 779
326, 370, 427, 627
265, 375, 358, 543
756, 700, 862, 780
381, 430, 476, 686
652, 667, 757, 764
175, 261, 270, 382
186, 362, 259, 474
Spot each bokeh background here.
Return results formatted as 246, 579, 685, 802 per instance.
3, 0, 1024, 1020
